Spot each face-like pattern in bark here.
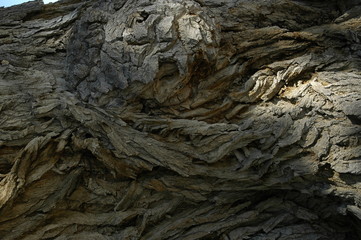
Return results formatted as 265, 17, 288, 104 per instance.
68, 0, 220, 103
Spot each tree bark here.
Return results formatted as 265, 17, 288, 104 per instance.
1, 0, 361, 239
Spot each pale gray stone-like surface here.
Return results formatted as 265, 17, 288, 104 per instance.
0, 0, 361, 239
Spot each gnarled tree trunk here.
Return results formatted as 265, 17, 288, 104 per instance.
1, 0, 361, 239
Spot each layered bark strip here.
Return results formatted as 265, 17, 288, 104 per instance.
1, 0, 361, 239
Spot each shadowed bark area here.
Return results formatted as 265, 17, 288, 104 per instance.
0, 0, 361, 239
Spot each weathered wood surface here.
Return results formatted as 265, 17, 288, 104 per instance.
0, 0, 361, 239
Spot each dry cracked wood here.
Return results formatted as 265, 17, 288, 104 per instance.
0, 0, 361, 239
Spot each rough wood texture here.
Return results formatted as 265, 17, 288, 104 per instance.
1, 0, 361, 239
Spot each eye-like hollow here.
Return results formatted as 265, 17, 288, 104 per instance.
136, 11, 149, 23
